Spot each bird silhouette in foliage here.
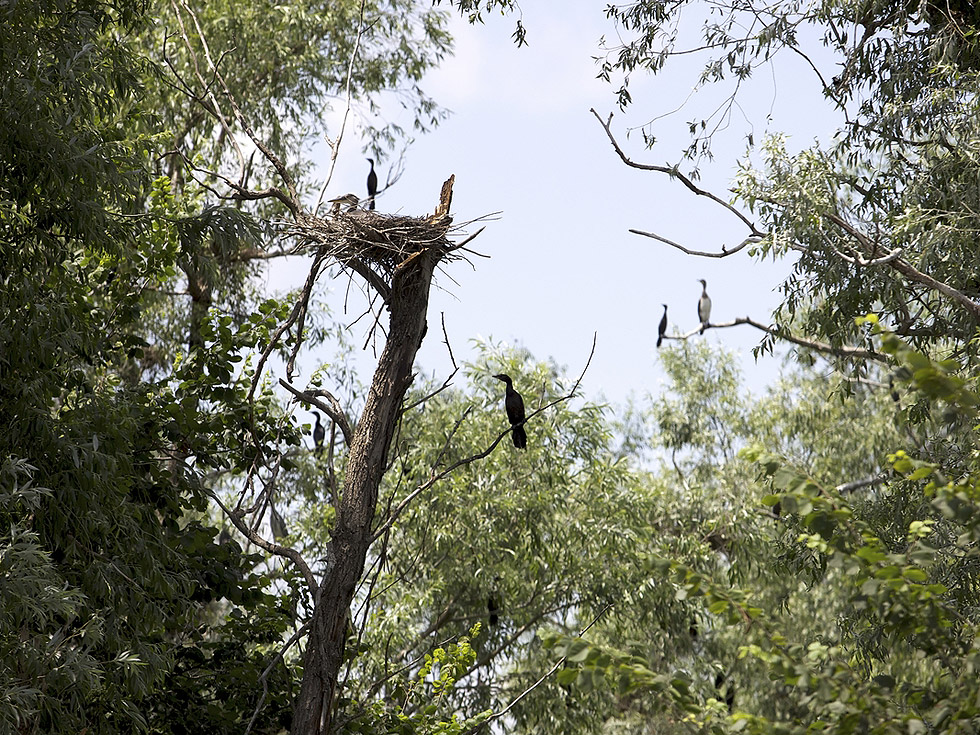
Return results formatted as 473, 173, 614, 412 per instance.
312, 411, 325, 456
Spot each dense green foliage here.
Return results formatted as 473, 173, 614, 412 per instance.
0, 1, 454, 733
0, 2, 274, 732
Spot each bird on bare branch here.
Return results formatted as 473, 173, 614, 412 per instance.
697, 279, 712, 335
493, 373, 527, 449
312, 411, 325, 456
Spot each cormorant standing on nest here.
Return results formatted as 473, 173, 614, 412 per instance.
657, 304, 668, 348
697, 279, 711, 335
493, 373, 527, 449
312, 411, 325, 456
366, 158, 378, 211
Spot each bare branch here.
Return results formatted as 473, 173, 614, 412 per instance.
401, 370, 458, 414
663, 316, 885, 363
590, 109, 763, 237
248, 250, 328, 402
171, 0, 247, 175
629, 229, 759, 257
441, 312, 458, 372
314, 0, 370, 215
205, 488, 317, 593
280, 379, 355, 448
835, 473, 889, 494
244, 621, 311, 735
174, 0, 302, 215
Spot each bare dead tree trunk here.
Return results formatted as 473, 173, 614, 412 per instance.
291, 237, 439, 735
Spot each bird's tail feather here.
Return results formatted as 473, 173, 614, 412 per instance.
512, 425, 527, 449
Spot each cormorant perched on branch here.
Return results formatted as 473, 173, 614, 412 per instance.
270, 505, 288, 540
657, 303, 668, 348
312, 411, 325, 456
366, 158, 378, 211
493, 373, 527, 449
487, 595, 499, 626
697, 279, 711, 335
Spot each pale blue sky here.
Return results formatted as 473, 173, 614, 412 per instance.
273, 2, 842, 407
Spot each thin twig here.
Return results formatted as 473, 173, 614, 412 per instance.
244, 621, 311, 735
629, 229, 760, 257
460, 603, 614, 735
205, 488, 317, 592
401, 370, 459, 414
314, 0, 371, 215
280, 379, 355, 448
248, 250, 327, 402
835, 473, 889, 494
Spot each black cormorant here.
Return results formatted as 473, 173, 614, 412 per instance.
312, 411, 325, 456
492, 373, 527, 449
657, 303, 668, 347
270, 505, 288, 540
366, 158, 378, 211
714, 672, 735, 712
697, 279, 711, 335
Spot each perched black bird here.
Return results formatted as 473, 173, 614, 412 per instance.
657, 303, 668, 348
487, 595, 499, 626
270, 504, 288, 540
697, 279, 712, 335
366, 158, 378, 211
714, 672, 735, 712
312, 411, 325, 456
493, 373, 527, 449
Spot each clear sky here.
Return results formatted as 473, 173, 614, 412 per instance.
272, 1, 842, 408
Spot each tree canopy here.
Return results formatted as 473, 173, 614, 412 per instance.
4, 0, 980, 734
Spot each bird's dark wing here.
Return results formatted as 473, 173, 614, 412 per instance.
505, 390, 525, 425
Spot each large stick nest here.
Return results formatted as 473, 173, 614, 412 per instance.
289, 209, 457, 278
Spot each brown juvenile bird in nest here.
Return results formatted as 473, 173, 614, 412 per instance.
328, 193, 359, 215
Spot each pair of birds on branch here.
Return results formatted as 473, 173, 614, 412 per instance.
328, 158, 379, 214
657, 278, 712, 347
